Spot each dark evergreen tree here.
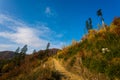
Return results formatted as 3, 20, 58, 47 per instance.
88, 18, 93, 29
46, 43, 50, 50
20, 45, 28, 54
33, 49, 36, 54
85, 18, 93, 32
20, 45, 28, 59
14, 47, 21, 66
15, 47, 20, 55
86, 20, 89, 31
46, 43, 50, 56
97, 9, 105, 27
97, 9, 102, 17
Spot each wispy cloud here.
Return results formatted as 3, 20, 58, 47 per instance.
0, 14, 65, 53
45, 7, 55, 17
0, 27, 48, 48
45, 7, 51, 14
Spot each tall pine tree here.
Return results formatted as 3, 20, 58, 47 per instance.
46, 43, 50, 56
15, 47, 20, 55
86, 18, 93, 33
20, 45, 28, 59
97, 9, 105, 27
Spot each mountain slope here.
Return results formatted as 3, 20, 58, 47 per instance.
0, 17, 120, 80
57, 17, 120, 80
0, 48, 62, 80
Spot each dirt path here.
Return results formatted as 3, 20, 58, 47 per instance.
52, 58, 82, 80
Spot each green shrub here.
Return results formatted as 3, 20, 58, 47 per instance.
70, 57, 76, 66
82, 57, 91, 68
58, 54, 64, 59
90, 59, 107, 73
51, 70, 64, 80
105, 64, 120, 79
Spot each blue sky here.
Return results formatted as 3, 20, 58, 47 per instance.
0, 0, 120, 53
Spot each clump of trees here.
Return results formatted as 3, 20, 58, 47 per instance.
0, 44, 28, 76
14, 45, 28, 66
85, 9, 106, 33
82, 16, 120, 79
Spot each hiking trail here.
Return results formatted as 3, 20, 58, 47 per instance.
52, 58, 83, 80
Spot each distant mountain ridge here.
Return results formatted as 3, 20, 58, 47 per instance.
0, 51, 15, 60
0, 48, 60, 60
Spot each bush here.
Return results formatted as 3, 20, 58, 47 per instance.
82, 57, 91, 68
105, 64, 120, 79
51, 70, 64, 80
70, 57, 76, 66
90, 59, 107, 73
1, 62, 14, 73
58, 54, 64, 59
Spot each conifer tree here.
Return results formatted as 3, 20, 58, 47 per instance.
46, 43, 50, 56
86, 18, 93, 32
15, 47, 20, 55
88, 18, 93, 29
20, 45, 28, 59
46, 43, 50, 50
97, 9, 105, 27
86, 20, 89, 31
33, 49, 36, 54
14, 47, 21, 66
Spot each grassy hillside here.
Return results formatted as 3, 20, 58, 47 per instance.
57, 17, 120, 80
0, 49, 63, 80
0, 18, 119, 80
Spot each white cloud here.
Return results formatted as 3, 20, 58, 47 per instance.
0, 14, 25, 29
0, 44, 14, 51
0, 27, 48, 48
0, 14, 65, 53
